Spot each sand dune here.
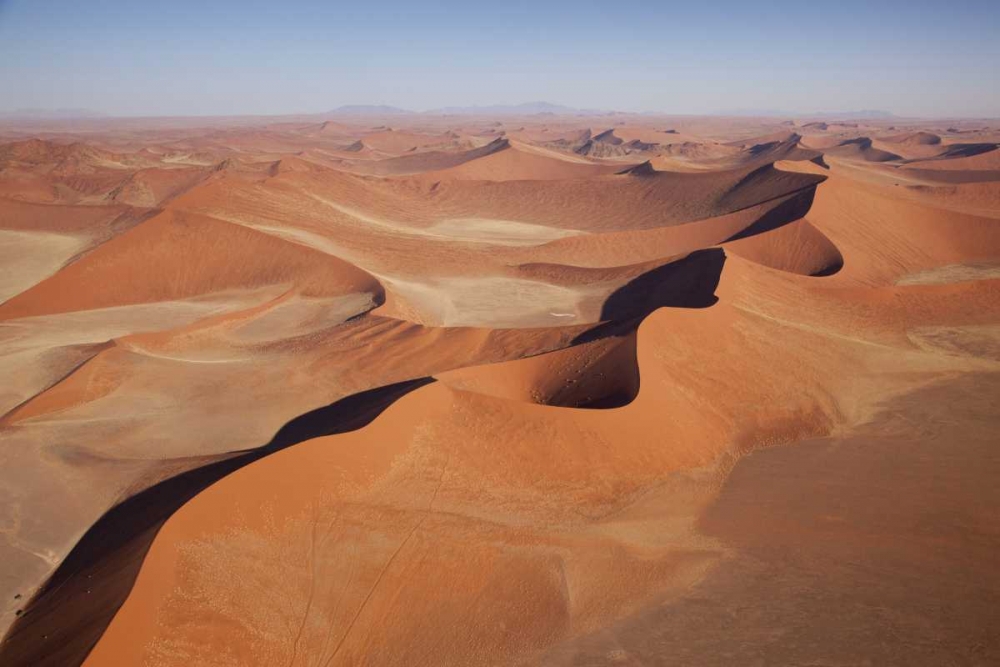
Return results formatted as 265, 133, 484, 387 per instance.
723, 218, 843, 275
0, 209, 384, 320
437, 331, 638, 407
0, 140, 141, 172
823, 136, 902, 162
0, 113, 998, 667
881, 130, 942, 146
903, 143, 1000, 171
348, 136, 511, 175
357, 129, 459, 155
412, 162, 825, 234
0, 230, 92, 303
401, 139, 620, 181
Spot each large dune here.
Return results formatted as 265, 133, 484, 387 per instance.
0, 112, 998, 667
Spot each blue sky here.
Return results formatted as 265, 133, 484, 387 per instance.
1, 0, 998, 117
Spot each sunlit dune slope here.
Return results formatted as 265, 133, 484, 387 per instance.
0, 209, 384, 320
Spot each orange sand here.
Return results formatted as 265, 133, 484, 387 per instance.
0, 112, 997, 667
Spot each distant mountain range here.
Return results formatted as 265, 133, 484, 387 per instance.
327, 103, 897, 119
327, 102, 613, 117
424, 102, 611, 116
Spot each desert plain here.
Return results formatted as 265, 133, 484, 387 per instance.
0, 110, 998, 666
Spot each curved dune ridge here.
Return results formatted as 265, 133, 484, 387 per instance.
880, 130, 942, 146
0, 113, 999, 667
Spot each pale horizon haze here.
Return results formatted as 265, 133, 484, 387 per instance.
1, 0, 998, 118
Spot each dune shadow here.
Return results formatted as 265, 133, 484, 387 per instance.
933, 142, 998, 160
811, 259, 844, 277
0, 377, 434, 667
724, 187, 816, 243
571, 248, 726, 347
724, 188, 844, 277
600, 248, 726, 321
262, 377, 433, 451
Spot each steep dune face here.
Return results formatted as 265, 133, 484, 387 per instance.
419, 163, 824, 234
902, 144, 1000, 171
345, 136, 512, 175
732, 136, 823, 168
883, 130, 942, 145
419, 140, 623, 181
437, 331, 639, 408
823, 137, 902, 162
0, 209, 384, 320
724, 218, 843, 275
1, 115, 999, 667
507, 190, 816, 270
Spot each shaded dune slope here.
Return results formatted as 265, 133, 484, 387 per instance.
424, 163, 825, 233
418, 140, 623, 181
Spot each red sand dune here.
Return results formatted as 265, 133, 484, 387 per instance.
0, 112, 998, 667
0, 209, 384, 320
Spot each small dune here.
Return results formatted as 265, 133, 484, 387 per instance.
823, 137, 902, 162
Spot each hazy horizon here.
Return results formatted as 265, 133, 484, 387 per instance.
2, 0, 998, 118
0, 102, 918, 121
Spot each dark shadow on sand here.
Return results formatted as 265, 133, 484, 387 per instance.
0, 377, 434, 667
572, 248, 726, 349
723, 188, 816, 243
599, 248, 726, 321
